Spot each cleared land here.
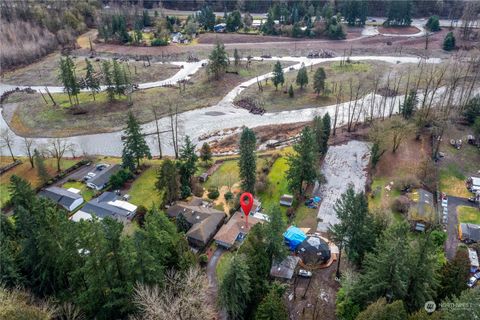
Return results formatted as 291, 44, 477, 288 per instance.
127, 166, 161, 209
6, 60, 292, 137
1, 53, 181, 86
0, 156, 78, 207
235, 60, 425, 112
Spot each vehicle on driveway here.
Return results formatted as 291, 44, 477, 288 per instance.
298, 269, 312, 278
467, 276, 478, 288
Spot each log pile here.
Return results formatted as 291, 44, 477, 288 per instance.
234, 98, 265, 115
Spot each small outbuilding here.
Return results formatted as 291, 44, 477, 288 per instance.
280, 194, 294, 207
199, 172, 209, 182
270, 256, 301, 280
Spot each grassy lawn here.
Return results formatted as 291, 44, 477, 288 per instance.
258, 157, 289, 213
9, 60, 285, 137
439, 164, 471, 198
61, 181, 94, 201
236, 60, 390, 112
457, 206, 480, 224
0, 156, 78, 207
368, 176, 401, 211
216, 252, 232, 284
127, 166, 160, 209
205, 160, 239, 189
293, 206, 318, 230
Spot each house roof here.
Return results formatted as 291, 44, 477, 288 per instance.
214, 211, 262, 247
460, 223, 480, 242
186, 211, 225, 244
296, 235, 331, 264
270, 256, 300, 279
88, 164, 121, 188
80, 192, 137, 223
39, 186, 83, 210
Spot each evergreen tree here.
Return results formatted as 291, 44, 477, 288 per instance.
426, 15, 440, 31
356, 298, 407, 320
155, 158, 179, 207
208, 41, 229, 80
238, 127, 257, 194
198, 5, 215, 31
442, 287, 480, 320
112, 59, 126, 97
261, 10, 276, 35
343, 0, 368, 26
0, 214, 22, 287
313, 67, 326, 96
226, 10, 243, 32
34, 149, 50, 184
351, 221, 410, 307
175, 213, 191, 233
438, 247, 470, 300
255, 284, 288, 320
85, 58, 100, 101
313, 115, 325, 154
233, 48, 241, 68
200, 142, 212, 163
288, 84, 294, 98
443, 32, 456, 51
272, 61, 285, 91
219, 254, 251, 320
329, 186, 376, 267
463, 96, 480, 124
386, 0, 412, 26
264, 205, 288, 264
322, 113, 331, 153
296, 64, 308, 89
102, 60, 115, 102
400, 90, 417, 119
122, 112, 151, 170
286, 126, 317, 195
59, 56, 79, 106
178, 136, 198, 198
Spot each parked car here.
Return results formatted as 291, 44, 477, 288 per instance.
83, 172, 96, 181
298, 269, 312, 278
441, 199, 448, 207
96, 163, 108, 171
467, 276, 478, 288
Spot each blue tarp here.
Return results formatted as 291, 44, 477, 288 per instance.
283, 226, 307, 251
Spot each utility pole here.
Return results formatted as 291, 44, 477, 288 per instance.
335, 241, 343, 281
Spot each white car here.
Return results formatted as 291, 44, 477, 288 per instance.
298, 269, 312, 278
441, 199, 448, 207
467, 276, 477, 288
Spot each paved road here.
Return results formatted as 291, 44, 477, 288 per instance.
444, 195, 477, 260
206, 247, 227, 320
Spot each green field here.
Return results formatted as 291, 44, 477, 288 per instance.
457, 206, 480, 224
439, 164, 471, 198
258, 157, 290, 214
128, 166, 161, 209
216, 252, 233, 284
205, 160, 240, 189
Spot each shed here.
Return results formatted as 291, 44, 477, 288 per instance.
280, 194, 294, 207
199, 172, 209, 182
408, 189, 435, 224
283, 226, 307, 251
270, 256, 300, 280
468, 248, 479, 273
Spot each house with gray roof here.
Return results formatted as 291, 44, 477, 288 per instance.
71, 192, 137, 223
39, 186, 84, 212
86, 164, 121, 191
459, 223, 480, 243
167, 198, 225, 248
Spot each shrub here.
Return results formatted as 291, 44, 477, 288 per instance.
426, 15, 440, 31
394, 175, 419, 192
288, 84, 294, 98
208, 188, 220, 200
151, 38, 168, 46
391, 196, 411, 214
110, 169, 133, 189
224, 191, 233, 201
199, 253, 209, 266
191, 180, 204, 197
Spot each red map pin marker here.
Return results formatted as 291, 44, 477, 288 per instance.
240, 192, 254, 227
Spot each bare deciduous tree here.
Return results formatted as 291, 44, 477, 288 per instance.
47, 138, 72, 172
131, 267, 215, 320
23, 137, 35, 168
0, 129, 16, 162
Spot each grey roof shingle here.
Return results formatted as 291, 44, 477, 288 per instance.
39, 186, 82, 210
80, 192, 135, 222
88, 165, 121, 188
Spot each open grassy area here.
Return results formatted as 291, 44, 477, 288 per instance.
1, 53, 180, 86
258, 157, 289, 213
216, 252, 233, 284
8, 60, 286, 137
61, 180, 94, 202
236, 60, 388, 112
439, 164, 471, 198
127, 166, 160, 209
293, 206, 318, 231
0, 156, 78, 207
205, 160, 240, 190
368, 176, 401, 211
457, 206, 480, 224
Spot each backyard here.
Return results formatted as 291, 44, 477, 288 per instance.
127, 166, 160, 209
62, 180, 95, 202
457, 206, 480, 224
0, 156, 79, 207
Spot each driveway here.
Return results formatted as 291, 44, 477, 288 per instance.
444, 195, 477, 260
206, 247, 227, 320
